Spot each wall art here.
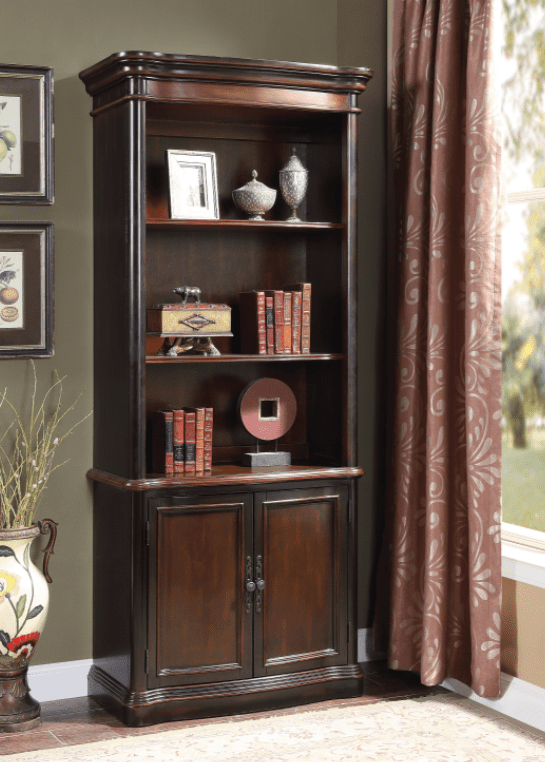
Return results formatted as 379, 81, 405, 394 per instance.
0, 65, 54, 205
0, 222, 54, 357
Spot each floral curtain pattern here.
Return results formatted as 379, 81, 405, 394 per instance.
376, 0, 502, 697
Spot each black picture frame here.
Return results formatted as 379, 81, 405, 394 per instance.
0, 64, 54, 205
0, 222, 54, 357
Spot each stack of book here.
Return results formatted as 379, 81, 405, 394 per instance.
239, 284, 311, 355
151, 407, 213, 474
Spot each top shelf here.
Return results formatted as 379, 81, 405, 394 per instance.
146, 218, 344, 231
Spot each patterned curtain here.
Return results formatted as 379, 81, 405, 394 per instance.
374, 0, 502, 697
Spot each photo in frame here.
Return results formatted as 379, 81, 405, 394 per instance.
0, 64, 54, 205
167, 150, 219, 220
0, 222, 54, 357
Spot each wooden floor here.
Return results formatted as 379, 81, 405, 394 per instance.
0, 661, 449, 755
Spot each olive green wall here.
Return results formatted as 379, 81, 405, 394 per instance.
0, 0, 385, 666
338, 0, 387, 628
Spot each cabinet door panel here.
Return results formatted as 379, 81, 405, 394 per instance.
148, 493, 253, 687
253, 486, 348, 677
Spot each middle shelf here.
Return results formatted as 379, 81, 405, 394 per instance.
146, 219, 344, 231
145, 353, 343, 364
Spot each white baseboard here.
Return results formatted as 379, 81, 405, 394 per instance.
442, 672, 545, 734
29, 648, 545, 736
357, 627, 387, 662
28, 658, 93, 703
26, 632, 376, 704
359, 628, 545, 734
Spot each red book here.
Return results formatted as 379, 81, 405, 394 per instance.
151, 410, 174, 474
239, 291, 266, 355
290, 291, 302, 354
265, 296, 274, 354
185, 408, 205, 471
285, 283, 310, 353
264, 290, 284, 354
283, 291, 292, 354
204, 408, 213, 470
172, 409, 185, 473
183, 410, 196, 474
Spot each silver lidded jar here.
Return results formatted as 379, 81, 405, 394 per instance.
232, 170, 277, 221
279, 147, 308, 222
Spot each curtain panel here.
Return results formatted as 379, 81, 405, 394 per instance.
376, 0, 502, 697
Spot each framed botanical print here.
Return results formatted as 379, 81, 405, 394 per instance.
0, 222, 54, 357
0, 65, 54, 205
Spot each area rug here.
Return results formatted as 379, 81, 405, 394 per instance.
7, 695, 545, 761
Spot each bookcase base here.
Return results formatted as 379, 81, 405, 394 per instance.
88, 663, 364, 727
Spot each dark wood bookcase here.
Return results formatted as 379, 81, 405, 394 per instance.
80, 52, 372, 727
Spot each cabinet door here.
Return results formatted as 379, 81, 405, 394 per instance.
253, 486, 348, 677
147, 493, 253, 688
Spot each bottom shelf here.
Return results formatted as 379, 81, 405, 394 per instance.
87, 463, 364, 491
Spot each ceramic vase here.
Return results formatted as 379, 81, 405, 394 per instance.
0, 520, 57, 732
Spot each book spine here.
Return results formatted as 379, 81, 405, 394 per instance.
291, 291, 302, 355
184, 411, 196, 474
283, 291, 292, 354
265, 296, 274, 355
239, 291, 266, 355
194, 408, 205, 472
173, 409, 185, 473
151, 410, 174, 474
300, 283, 311, 354
256, 292, 266, 355
273, 291, 284, 354
204, 408, 213, 470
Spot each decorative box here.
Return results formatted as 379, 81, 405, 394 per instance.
147, 302, 232, 336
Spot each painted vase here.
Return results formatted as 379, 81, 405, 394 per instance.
0, 520, 57, 732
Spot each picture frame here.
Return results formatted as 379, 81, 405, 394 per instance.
167, 150, 219, 220
0, 64, 54, 205
0, 222, 54, 358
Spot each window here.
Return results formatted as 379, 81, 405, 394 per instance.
501, 0, 545, 547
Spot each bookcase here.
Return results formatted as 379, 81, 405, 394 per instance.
80, 52, 372, 727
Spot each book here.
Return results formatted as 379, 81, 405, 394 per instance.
172, 409, 185, 473
239, 291, 266, 355
264, 290, 284, 354
285, 283, 311, 353
183, 409, 196, 474
291, 291, 302, 354
265, 296, 275, 354
187, 407, 205, 471
150, 409, 174, 474
204, 407, 213, 470
283, 290, 292, 354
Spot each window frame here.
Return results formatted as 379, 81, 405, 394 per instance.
501, 188, 545, 570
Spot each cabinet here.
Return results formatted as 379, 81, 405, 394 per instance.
80, 52, 372, 727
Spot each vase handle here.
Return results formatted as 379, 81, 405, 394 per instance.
38, 519, 58, 584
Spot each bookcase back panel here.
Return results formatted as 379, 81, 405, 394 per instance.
306, 232, 343, 354
146, 229, 308, 354
145, 360, 308, 451
306, 363, 343, 465
146, 133, 342, 224
146, 101, 344, 137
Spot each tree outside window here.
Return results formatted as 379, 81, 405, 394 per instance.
501, 0, 545, 534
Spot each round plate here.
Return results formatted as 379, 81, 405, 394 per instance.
238, 378, 297, 441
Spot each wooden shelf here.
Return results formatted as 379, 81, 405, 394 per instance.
146, 218, 344, 231
145, 352, 343, 363
88, 464, 364, 491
